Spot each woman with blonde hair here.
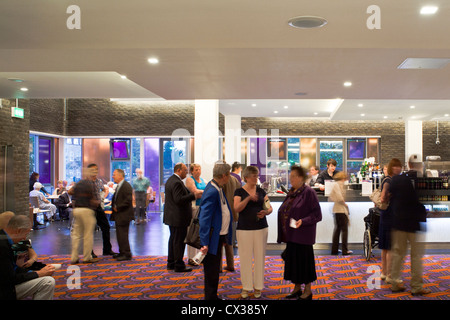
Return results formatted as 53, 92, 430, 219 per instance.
329, 171, 352, 255
234, 166, 272, 299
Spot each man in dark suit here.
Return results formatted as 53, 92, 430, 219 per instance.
163, 163, 202, 272
111, 169, 134, 261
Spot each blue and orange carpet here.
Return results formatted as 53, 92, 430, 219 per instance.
41, 254, 450, 300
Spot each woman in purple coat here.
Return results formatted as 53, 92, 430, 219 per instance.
278, 165, 322, 300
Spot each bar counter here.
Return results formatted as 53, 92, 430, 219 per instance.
265, 189, 450, 245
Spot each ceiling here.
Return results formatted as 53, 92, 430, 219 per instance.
1, 0, 450, 120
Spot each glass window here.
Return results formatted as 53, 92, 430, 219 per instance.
64, 138, 82, 183
319, 140, 343, 171
287, 138, 300, 165
161, 139, 187, 184
29, 134, 36, 176
38, 137, 52, 185
111, 161, 131, 182
130, 138, 141, 180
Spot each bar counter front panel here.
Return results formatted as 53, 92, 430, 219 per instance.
266, 191, 450, 245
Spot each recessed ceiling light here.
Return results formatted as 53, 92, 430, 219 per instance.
445, 114, 449, 117
384, 116, 388, 119
410, 105, 415, 109
251, 104, 257, 107
361, 114, 365, 117
120, 75, 127, 79
420, 6, 438, 15
20, 87, 28, 92
314, 112, 318, 115
358, 104, 363, 107
284, 105, 289, 109
343, 82, 352, 87
274, 111, 279, 114
148, 57, 159, 64
288, 16, 327, 29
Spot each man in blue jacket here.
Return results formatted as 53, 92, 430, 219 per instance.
199, 161, 233, 300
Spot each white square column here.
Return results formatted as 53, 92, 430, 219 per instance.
194, 100, 219, 181
224, 115, 241, 166
405, 120, 423, 164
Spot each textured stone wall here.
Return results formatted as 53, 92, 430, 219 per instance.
66, 99, 197, 137
29, 99, 65, 136
0, 99, 30, 216
423, 121, 450, 161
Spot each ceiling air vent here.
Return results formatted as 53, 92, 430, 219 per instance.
398, 58, 450, 69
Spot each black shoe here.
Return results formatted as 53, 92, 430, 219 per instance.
174, 267, 193, 273
103, 250, 118, 256
298, 293, 313, 300
91, 251, 98, 258
285, 290, 302, 299
115, 255, 132, 261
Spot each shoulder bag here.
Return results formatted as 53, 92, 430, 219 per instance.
184, 206, 202, 249
369, 177, 390, 210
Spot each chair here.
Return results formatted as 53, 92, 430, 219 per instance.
29, 196, 47, 229
29, 196, 39, 209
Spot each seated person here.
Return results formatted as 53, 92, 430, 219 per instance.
104, 181, 116, 211
54, 191, 72, 220
0, 214, 56, 300
52, 180, 66, 196
29, 182, 57, 221
316, 159, 341, 189
306, 165, 320, 187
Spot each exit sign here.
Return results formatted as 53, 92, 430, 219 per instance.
11, 107, 24, 119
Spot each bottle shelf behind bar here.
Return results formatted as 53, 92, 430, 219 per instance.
414, 178, 450, 217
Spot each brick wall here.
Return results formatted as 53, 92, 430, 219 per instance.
423, 121, 450, 161
66, 99, 198, 136
0, 99, 30, 216
29, 99, 65, 136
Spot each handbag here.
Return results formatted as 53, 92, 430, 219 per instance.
369, 188, 388, 210
184, 206, 202, 249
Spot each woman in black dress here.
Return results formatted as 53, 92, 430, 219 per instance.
278, 166, 322, 300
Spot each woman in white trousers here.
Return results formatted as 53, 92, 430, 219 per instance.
234, 166, 272, 299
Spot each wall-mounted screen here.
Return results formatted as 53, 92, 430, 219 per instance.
347, 139, 365, 160
110, 139, 130, 160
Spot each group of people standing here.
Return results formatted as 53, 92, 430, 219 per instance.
69, 164, 134, 264
163, 161, 323, 300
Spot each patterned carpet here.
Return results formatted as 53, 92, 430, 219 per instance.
41, 254, 450, 300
